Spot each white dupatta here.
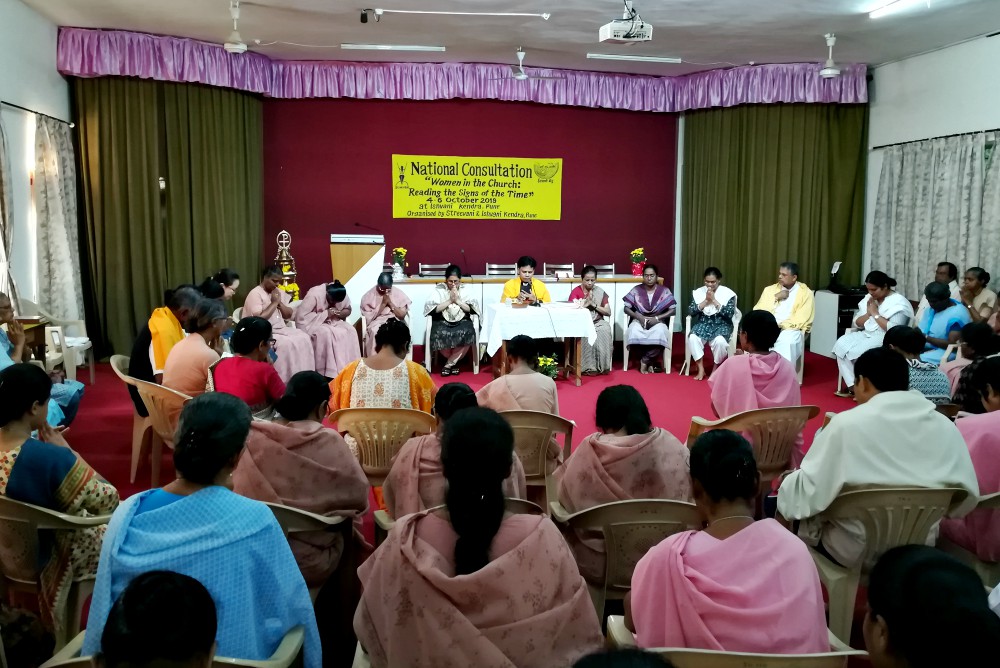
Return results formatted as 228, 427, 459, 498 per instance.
692, 284, 737, 316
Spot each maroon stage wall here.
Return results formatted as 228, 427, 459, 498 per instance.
263, 98, 678, 290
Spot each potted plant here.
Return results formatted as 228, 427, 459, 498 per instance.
392, 247, 408, 279
630, 248, 647, 276
536, 354, 559, 379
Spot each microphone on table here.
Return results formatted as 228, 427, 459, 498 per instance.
353, 221, 383, 234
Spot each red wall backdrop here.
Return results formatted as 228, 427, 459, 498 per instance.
263, 98, 678, 290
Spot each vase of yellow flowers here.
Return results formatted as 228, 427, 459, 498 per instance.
392, 247, 408, 279
536, 353, 559, 379
630, 247, 647, 277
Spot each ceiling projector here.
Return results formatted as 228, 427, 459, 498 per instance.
599, 18, 653, 43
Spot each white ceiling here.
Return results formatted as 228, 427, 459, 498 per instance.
21, 0, 1000, 76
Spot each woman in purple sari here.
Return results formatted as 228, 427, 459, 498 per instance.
623, 264, 676, 373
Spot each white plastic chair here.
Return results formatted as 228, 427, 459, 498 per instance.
606, 616, 866, 665
621, 310, 676, 373
41, 626, 305, 668
937, 491, 1000, 587
424, 313, 480, 374
549, 499, 701, 621
19, 299, 95, 384
264, 502, 349, 600
109, 355, 161, 487
500, 410, 574, 509
0, 497, 112, 650
40, 326, 67, 375
679, 307, 742, 376
809, 486, 968, 640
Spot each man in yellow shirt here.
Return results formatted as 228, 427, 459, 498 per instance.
753, 261, 814, 363
501, 256, 551, 304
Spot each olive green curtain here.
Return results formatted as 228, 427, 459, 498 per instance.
681, 104, 868, 309
74, 78, 262, 355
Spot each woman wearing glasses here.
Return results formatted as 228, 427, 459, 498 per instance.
208, 317, 286, 420
423, 265, 480, 376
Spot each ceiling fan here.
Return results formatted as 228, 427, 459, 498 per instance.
224, 0, 248, 54
492, 48, 565, 81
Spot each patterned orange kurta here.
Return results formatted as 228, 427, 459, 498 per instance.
329, 359, 436, 413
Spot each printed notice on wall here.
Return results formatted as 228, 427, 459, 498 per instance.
392, 154, 562, 220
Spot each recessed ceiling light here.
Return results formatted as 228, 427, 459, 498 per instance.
869, 0, 930, 19
340, 43, 446, 51
586, 53, 682, 64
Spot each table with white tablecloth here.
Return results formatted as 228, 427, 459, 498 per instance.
483, 302, 597, 386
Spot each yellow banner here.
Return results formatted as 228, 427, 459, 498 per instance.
392, 154, 562, 220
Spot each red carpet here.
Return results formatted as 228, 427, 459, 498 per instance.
70, 344, 856, 501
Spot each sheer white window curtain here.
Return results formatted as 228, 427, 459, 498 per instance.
35, 116, 83, 320
0, 115, 17, 305
871, 132, 1000, 300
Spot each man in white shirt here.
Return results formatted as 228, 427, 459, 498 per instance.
753, 262, 815, 364
914, 261, 961, 324
777, 347, 979, 567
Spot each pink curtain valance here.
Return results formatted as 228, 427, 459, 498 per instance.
58, 28, 868, 111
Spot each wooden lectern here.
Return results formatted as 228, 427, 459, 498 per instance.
329, 234, 386, 326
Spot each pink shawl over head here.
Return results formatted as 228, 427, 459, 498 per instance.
383, 432, 528, 519
709, 351, 804, 463
476, 372, 559, 415
709, 352, 801, 416
553, 428, 693, 581
355, 512, 603, 667
233, 420, 370, 585
555, 428, 692, 510
631, 519, 828, 653
940, 411, 1000, 561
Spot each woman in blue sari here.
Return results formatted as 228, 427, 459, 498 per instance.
623, 264, 676, 373
82, 392, 321, 668
0, 292, 84, 426
918, 281, 972, 365
0, 364, 118, 638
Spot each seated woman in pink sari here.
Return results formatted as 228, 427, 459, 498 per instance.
360, 272, 411, 357
356, 407, 603, 667
623, 263, 677, 374
626, 429, 827, 653
476, 335, 559, 414
709, 310, 804, 462
243, 266, 315, 382
294, 280, 362, 377
476, 335, 562, 467
233, 371, 370, 586
940, 357, 1000, 562
554, 385, 691, 582
384, 383, 526, 519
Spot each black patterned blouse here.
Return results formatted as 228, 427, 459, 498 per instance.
688, 296, 737, 341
